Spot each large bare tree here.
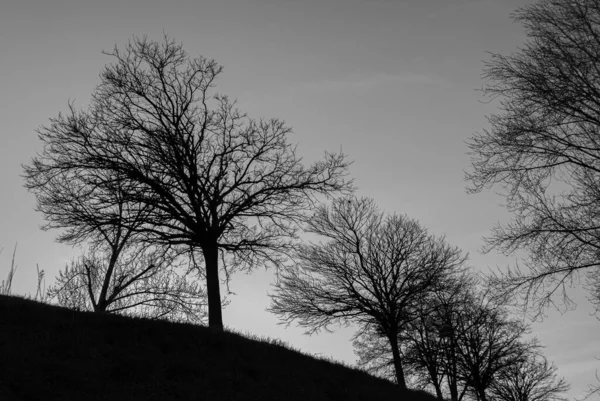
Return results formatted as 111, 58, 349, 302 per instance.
269, 197, 467, 390
466, 0, 600, 318
24, 35, 352, 330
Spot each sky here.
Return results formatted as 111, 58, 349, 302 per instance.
1, 0, 598, 398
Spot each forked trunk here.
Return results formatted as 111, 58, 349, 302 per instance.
94, 299, 108, 313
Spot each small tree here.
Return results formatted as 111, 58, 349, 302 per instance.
47, 243, 210, 323
402, 272, 479, 401
269, 197, 467, 390
466, 0, 600, 318
353, 272, 529, 401
453, 291, 533, 401
24, 157, 208, 321
490, 352, 570, 401
24, 35, 352, 330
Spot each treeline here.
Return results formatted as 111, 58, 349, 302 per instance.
268, 197, 568, 401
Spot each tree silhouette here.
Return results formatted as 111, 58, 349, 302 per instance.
353, 273, 534, 401
24, 153, 208, 321
453, 291, 533, 401
489, 352, 569, 401
401, 272, 479, 401
47, 244, 211, 323
352, 323, 426, 391
269, 197, 466, 390
24, 35, 352, 330
466, 0, 600, 318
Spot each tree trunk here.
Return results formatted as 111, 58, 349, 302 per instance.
203, 243, 224, 331
446, 342, 459, 401
95, 244, 121, 313
94, 299, 108, 313
448, 377, 459, 401
426, 365, 444, 400
431, 373, 444, 400
477, 388, 487, 401
388, 333, 407, 391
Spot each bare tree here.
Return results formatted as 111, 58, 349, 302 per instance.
353, 323, 398, 382
47, 243, 210, 323
584, 369, 600, 401
401, 272, 480, 401
465, 0, 600, 319
490, 352, 570, 401
401, 310, 448, 399
352, 272, 530, 401
268, 197, 467, 390
24, 154, 208, 322
352, 323, 428, 391
23, 35, 352, 330
453, 291, 534, 401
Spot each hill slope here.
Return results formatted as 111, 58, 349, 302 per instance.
0, 294, 438, 400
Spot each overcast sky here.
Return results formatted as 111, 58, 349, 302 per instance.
1, 0, 598, 398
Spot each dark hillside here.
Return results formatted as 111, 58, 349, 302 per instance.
0, 294, 438, 401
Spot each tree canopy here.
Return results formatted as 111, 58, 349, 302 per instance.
24, 35, 352, 330
269, 197, 467, 389
466, 0, 600, 318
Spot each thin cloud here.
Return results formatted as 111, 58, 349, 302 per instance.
426, 0, 499, 20
297, 71, 446, 93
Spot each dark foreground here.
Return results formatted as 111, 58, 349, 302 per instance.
0, 294, 438, 401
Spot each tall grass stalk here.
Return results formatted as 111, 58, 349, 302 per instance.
0, 244, 48, 302
0, 244, 18, 295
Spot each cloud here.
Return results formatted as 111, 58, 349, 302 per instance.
297, 71, 444, 93
426, 0, 510, 20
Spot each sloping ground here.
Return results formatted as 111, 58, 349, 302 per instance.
0, 294, 438, 401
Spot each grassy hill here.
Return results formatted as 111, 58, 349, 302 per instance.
0, 294, 438, 401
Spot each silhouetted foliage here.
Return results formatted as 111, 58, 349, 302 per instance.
23, 152, 209, 321
585, 370, 600, 401
269, 197, 467, 390
354, 274, 539, 401
353, 323, 426, 391
352, 273, 477, 400
466, 0, 600, 319
23, 35, 352, 331
489, 351, 569, 401
452, 290, 534, 401
47, 243, 210, 323
402, 272, 480, 401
